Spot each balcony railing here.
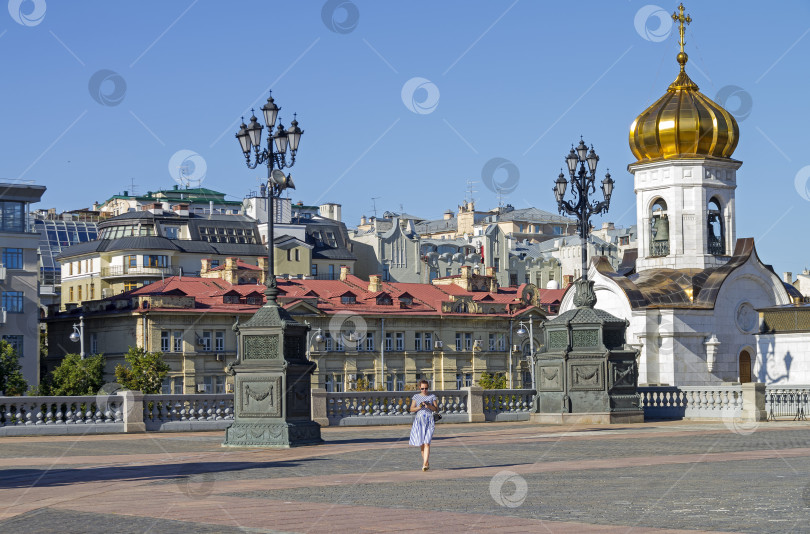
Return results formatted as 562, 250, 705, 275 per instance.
649, 240, 670, 257
101, 266, 179, 278
708, 237, 725, 256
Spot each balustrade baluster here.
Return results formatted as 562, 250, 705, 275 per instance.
35, 403, 44, 425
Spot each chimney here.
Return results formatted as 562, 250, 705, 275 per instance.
257, 257, 269, 285
602, 222, 615, 230
173, 202, 189, 216
340, 265, 350, 281
443, 210, 454, 220
461, 265, 471, 279
369, 274, 382, 292
200, 258, 211, 276
485, 266, 495, 277
360, 215, 366, 225
563, 274, 574, 287
783, 272, 793, 284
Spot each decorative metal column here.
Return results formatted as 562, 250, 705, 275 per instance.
223, 93, 321, 448
529, 139, 641, 424
553, 139, 614, 305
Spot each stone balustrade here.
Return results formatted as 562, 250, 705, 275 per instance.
0, 395, 124, 436
765, 386, 810, 421
312, 389, 473, 426
0, 384, 800, 436
482, 389, 535, 422
638, 385, 745, 420
142, 394, 234, 431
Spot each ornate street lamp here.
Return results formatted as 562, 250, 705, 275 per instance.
69, 315, 85, 358
225, 93, 321, 448
553, 138, 614, 307
236, 91, 302, 305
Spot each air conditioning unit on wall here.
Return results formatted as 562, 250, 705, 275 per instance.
197, 384, 207, 393
226, 383, 234, 393
434, 340, 443, 349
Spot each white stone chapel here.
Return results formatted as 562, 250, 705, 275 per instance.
559, 5, 802, 386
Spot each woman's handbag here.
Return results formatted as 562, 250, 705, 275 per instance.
433, 412, 442, 422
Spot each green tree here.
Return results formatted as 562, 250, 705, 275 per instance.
115, 347, 170, 394
50, 353, 106, 396
0, 340, 28, 396
478, 371, 507, 390
350, 377, 385, 392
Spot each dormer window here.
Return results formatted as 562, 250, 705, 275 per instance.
399, 296, 413, 306
341, 295, 356, 304
376, 295, 392, 305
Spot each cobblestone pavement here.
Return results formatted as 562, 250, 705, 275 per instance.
1, 420, 809, 533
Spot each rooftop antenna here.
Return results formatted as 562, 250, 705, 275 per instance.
465, 180, 478, 205
370, 197, 381, 218
126, 178, 138, 196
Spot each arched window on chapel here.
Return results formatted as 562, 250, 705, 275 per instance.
649, 199, 669, 257
707, 198, 725, 255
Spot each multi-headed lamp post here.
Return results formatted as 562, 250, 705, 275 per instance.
235, 92, 302, 304
554, 139, 614, 285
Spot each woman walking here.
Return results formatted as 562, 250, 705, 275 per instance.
409, 379, 437, 471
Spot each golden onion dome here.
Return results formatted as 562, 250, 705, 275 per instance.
629, 5, 739, 161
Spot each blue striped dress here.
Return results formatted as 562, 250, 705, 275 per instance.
409, 393, 437, 446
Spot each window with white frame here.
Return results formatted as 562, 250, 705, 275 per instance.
365, 332, 375, 352
89, 333, 98, 355
203, 375, 225, 394
489, 333, 506, 351
173, 331, 183, 352
384, 332, 393, 351
200, 331, 212, 351
395, 332, 404, 351
414, 332, 422, 351
215, 331, 225, 352
424, 332, 433, 350
324, 332, 333, 351
160, 331, 170, 352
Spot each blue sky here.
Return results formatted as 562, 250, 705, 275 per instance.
2, 0, 810, 276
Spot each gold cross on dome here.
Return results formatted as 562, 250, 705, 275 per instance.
672, 3, 692, 53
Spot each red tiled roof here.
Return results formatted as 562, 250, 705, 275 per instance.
123, 275, 549, 318
127, 276, 264, 312
539, 289, 566, 304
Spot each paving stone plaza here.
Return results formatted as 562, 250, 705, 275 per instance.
1, 420, 810, 533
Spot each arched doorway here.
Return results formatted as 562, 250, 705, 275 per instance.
739, 350, 752, 383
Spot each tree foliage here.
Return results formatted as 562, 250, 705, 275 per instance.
478, 371, 507, 390
50, 353, 106, 396
0, 340, 27, 396
115, 347, 170, 394
350, 376, 385, 392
